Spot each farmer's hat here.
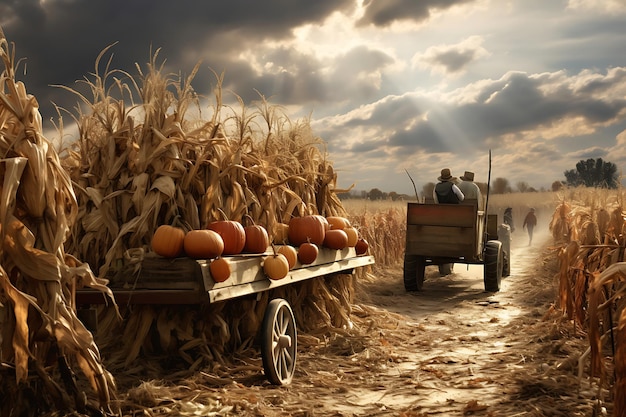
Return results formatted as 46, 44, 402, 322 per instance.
438, 168, 456, 182
460, 171, 475, 181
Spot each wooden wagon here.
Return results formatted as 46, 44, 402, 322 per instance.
76, 247, 374, 385
403, 199, 510, 292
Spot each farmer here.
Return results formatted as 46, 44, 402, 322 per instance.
433, 168, 464, 204
523, 207, 538, 245
458, 171, 482, 207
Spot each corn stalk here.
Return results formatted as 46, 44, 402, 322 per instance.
0, 26, 117, 415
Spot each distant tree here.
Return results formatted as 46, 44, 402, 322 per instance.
516, 181, 530, 193
492, 177, 511, 194
551, 181, 564, 192
388, 191, 399, 201
564, 158, 618, 188
368, 188, 384, 200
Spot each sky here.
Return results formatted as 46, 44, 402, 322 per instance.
2, 0, 626, 196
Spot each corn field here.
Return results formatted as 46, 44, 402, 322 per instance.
549, 187, 626, 415
7, 20, 622, 417
0, 28, 376, 415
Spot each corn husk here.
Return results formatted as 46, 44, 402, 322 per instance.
0, 26, 117, 414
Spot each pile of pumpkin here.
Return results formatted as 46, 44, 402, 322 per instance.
152, 214, 369, 282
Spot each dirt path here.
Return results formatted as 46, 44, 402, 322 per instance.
120, 227, 609, 416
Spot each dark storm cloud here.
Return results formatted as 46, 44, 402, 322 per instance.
1, 0, 355, 118
358, 0, 475, 27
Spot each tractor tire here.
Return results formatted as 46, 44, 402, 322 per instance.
484, 240, 503, 292
403, 254, 425, 291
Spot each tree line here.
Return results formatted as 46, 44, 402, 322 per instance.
339, 158, 620, 201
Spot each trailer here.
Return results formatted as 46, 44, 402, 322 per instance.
403, 199, 510, 292
76, 247, 374, 385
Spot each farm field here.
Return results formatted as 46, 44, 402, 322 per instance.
1, 26, 621, 415
104, 191, 615, 416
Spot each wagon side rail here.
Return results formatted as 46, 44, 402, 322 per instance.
75, 248, 374, 305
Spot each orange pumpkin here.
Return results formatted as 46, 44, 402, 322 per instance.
152, 225, 185, 258
297, 242, 319, 265
208, 220, 246, 255
184, 229, 224, 259
276, 245, 297, 269
209, 256, 231, 283
323, 229, 348, 250
344, 227, 359, 247
355, 238, 369, 255
263, 253, 290, 280
288, 215, 327, 246
326, 216, 350, 230
243, 223, 270, 254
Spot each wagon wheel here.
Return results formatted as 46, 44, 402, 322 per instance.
261, 298, 297, 385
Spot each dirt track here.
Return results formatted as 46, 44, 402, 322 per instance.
119, 227, 611, 416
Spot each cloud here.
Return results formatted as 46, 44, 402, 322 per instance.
232, 44, 396, 107
412, 36, 490, 76
313, 66, 626, 191
567, 0, 626, 15
357, 0, 475, 27
1, 0, 356, 116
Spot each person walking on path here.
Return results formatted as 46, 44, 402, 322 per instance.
523, 207, 537, 245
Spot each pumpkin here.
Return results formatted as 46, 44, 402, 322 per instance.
243, 222, 270, 254
263, 253, 290, 280
184, 229, 224, 259
323, 229, 348, 250
355, 238, 369, 255
297, 242, 319, 265
326, 216, 350, 230
288, 215, 327, 246
152, 225, 185, 258
344, 226, 359, 247
209, 256, 231, 283
276, 245, 297, 269
272, 222, 290, 244
208, 220, 246, 255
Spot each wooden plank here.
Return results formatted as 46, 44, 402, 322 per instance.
131, 256, 204, 290
75, 289, 205, 305
200, 247, 360, 290
207, 255, 375, 303
406, 203, 476, 228
405, 225, 476, 258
